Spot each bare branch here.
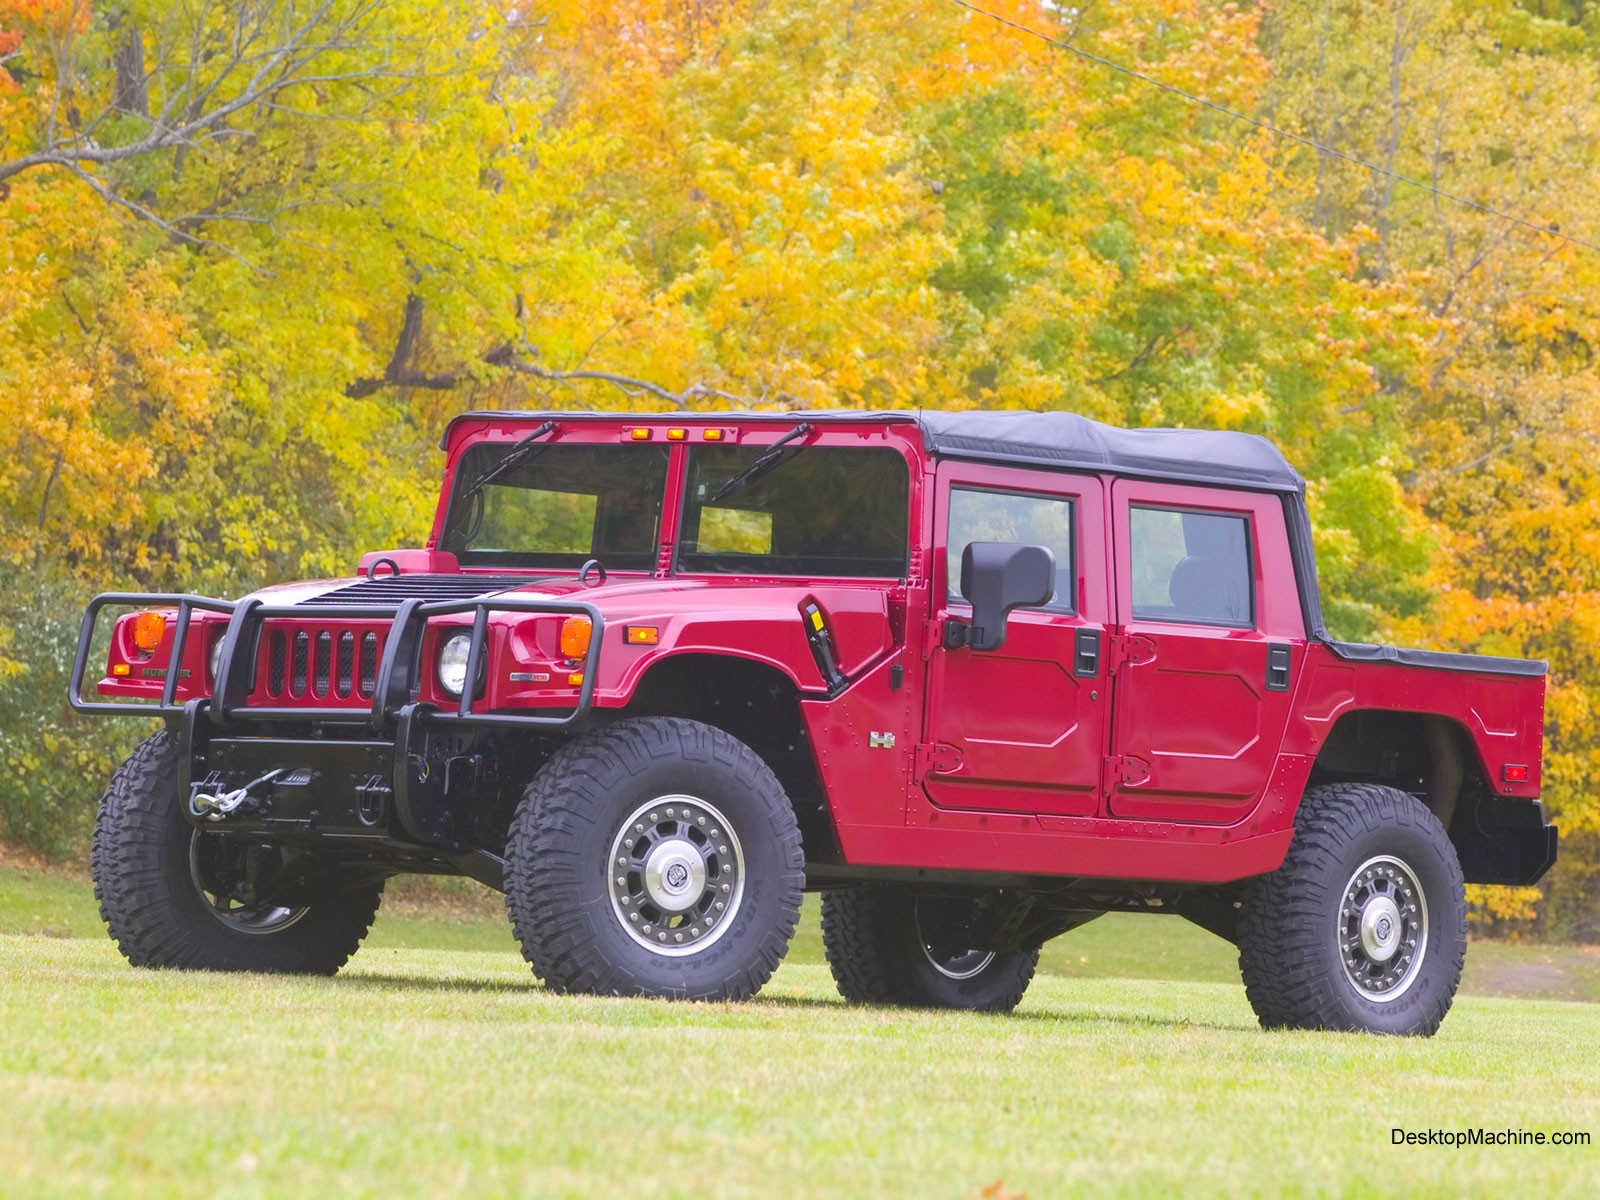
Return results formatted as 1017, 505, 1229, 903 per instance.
345, 300, 776, 410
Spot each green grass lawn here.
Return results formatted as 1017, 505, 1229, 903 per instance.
3, 864, 1598, 1197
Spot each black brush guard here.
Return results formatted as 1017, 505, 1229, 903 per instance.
69, 591, 603, 728
69, 592, 605, 887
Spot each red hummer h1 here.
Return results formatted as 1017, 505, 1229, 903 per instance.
73, 410, 1556, 1035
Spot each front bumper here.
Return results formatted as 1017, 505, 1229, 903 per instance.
176, 700, 486, 862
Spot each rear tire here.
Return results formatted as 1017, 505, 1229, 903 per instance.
821, 887, 1040, 1013
1237, 782, 1466, 1036
91, 731, 384, 974
504, 717, 804, 1001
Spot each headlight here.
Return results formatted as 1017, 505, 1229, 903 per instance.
208, 635, 225, 684
437, 632, 473, 697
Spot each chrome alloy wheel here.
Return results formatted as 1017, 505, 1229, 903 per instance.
915, 899, 997, 981
1338, 854, 1429, 1002
607, 795, 746, 957
187, 832, 309, 935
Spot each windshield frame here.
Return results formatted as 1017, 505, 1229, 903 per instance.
435, 439, 672, 573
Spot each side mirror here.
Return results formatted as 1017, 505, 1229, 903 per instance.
957, 542, 1055, 652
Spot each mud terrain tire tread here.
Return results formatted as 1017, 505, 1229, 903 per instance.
504, 717, 804, 1001
1237, 782, 1466, 1036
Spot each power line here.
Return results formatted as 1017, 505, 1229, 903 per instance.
948, 0, 1600, 255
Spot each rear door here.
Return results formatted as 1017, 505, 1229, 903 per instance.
1107, 481, 1305, 823
921, 464, 1110, 817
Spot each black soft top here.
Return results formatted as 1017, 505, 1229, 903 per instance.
913, 409, 1303, 494
444, 408, 1304, 494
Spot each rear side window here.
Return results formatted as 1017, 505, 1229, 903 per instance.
1130, 506, 1253, 627
947, 488, 1075, 613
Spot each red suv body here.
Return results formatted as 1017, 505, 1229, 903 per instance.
73, 410, 1555, 1033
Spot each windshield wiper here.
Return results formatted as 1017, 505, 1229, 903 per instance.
710, 422, 813, 503
463, 420, 558, 496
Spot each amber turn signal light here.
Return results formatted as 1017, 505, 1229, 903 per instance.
560, 615, 593, 658
625, 625, 659, 645
131, 611, 166, 654
111, 663, 132, 677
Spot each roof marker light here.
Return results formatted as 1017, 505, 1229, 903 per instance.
630, 428, 652, 441
702, 428, 724, 441
667, 428, 686, 441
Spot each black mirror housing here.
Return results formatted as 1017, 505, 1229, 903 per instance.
958, 542, 1055, 652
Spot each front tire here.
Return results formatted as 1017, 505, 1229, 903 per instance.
504, 718, 804, 1001
821, 887, 1040, 1013
91, 731, 384, 974
1237, 782, 1466, 1036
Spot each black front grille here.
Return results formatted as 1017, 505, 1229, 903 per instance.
336, 632, 355, 698
301, 574, 542, 606
312, 631, 332, 697
291, 632, 309, 694
256, 621, 385, 703
359, 632, 379, 699
269, 631, 287, 694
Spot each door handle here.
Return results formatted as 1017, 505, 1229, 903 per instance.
1266, 643, 1292, 692
1074, 628, 1101, 678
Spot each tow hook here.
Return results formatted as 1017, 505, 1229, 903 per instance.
190, 769, 284, 821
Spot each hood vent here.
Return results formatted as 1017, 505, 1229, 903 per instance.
300, 574, 549, 606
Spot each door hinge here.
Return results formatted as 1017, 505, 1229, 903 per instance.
914, 742, 963, 780
1106, 754, 1150, 787
1107, 634, 1156, 672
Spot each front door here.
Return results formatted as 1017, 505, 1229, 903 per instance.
921, 465, 1110, 817
1106, 480, 1305, 823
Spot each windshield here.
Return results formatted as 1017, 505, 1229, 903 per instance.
440, 443, 670, 570
680, 446, 909, 578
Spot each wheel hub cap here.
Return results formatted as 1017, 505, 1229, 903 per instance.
643, 840, 707, 912
1338, 854, 1429, 1003
607, 795, 745, 958
1359, 896, 1403, 962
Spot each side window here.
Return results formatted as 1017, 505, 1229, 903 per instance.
947, 487, 1075, 613
1130, 506, 1253, 627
